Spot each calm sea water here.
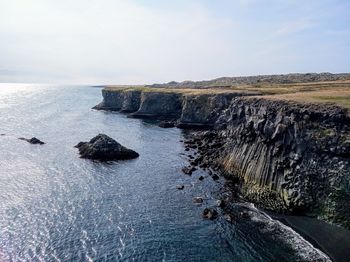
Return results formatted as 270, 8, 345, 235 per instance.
0, 84, 330, 261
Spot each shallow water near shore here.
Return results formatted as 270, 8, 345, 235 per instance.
0, 84, 330, 261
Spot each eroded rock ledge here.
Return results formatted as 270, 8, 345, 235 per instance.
94, 88, 350, 228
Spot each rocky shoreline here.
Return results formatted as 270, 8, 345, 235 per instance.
94, 87, 350, 229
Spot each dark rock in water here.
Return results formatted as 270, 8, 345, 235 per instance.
190, 160, 197, 166
75, 141, 85, 148
199, 162, 208, 168
239, 211, 250, 219
198, 176, 204, 181
18, 137, 45, 145
176, 185, 184, 190
212, 174, 220, 181
158, 121, 176, 128
182, 166, 194, 175
75, 134, 139, 161
224, 214, 235, 223
216, 200, 225, 208
193, 197, 204, 204
202, 208, 218, 220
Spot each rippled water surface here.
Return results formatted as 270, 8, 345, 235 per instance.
0, 84, 330, 261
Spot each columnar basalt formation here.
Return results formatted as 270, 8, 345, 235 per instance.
94, 88, 350, 228
193, 98, 350, 228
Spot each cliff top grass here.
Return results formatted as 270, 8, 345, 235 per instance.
261, 89, 350, 109
104, 85, 262, 96
105, 79, 350, 109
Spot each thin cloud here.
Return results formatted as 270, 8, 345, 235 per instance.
0, 0, 348, 84
274, 18, 316, 36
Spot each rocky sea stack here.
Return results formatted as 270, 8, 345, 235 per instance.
75, 134, 139, 161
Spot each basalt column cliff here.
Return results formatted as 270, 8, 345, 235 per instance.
94, 87, 350, 228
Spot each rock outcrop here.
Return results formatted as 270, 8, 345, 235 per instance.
18, 137, 45, 145
75, 134, 139, 161
202, 208, 218, 220
93, 89, 126, 111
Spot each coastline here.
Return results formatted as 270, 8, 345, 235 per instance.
273, 214, 350, 262
93, 83, 350, 260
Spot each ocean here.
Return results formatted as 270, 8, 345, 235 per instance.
0, 84, 329, 261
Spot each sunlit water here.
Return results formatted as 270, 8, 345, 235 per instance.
0, 84, 330, 261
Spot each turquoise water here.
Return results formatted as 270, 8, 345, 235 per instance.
0, 84, 329, 261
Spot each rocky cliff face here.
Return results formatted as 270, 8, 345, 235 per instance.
193, 98, 350, 228
120, 90, 141, 113
94, 88, 350, 228
178, 94, 235, 128
97, 89, 125, 110
130, 92, 183, 119
94, 89, 235, 126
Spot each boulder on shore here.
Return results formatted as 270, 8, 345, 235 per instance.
75, 134, 139, 161
18, 137, 45, 145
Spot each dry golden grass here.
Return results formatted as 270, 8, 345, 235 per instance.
261, 89, 350, 109
105, 86, 261, 96
105, 80, 350, 109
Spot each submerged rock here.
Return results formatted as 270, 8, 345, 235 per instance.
18, 137, 45, 145
216, 200, 225, 208
224, 214, 235, 223
75, 134, 139, 161
182, 166, 196, 175
212, 174, 220, 181
202, 208, 218, 220
193, 197, 204, 204
176, 185, 184, 190
239, 211, 250, 219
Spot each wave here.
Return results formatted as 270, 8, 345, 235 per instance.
239, 202, 331, 262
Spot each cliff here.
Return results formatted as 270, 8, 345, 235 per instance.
130, 91, 183, 119
94, 88, 249, 127
94, 87, 350, 228
194, 98, 350, 228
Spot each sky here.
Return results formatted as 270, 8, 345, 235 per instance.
0, 0, 349, 85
